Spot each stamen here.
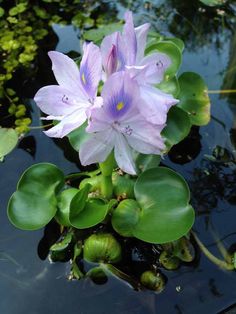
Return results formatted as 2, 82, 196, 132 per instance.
124, 125, 133, 136
116, 102, 124, 111
156, 60, 164, 68
81, 73, 86, 84
62, 95, 69, 103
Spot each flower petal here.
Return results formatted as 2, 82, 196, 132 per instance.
79, 42, 102, 100
101, 32, 119, 75
139, 85, 178, 125
34, 85, 84, 116
86, 106, 112, 133
48, 51, 85, 97
44, 108, 87, 138
140, 52, 171, 84
79, 130, 114, 166
101, 71, 140, 121
120, 11, 137, 66
114, 133, 136, 175
122, 118, 165, 154
135, 23, 150, 63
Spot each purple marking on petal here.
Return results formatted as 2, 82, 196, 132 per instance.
80, 59, 93, 97
101, 72, 140, 122
79, 42, 102, 100
106, 83, 132, 120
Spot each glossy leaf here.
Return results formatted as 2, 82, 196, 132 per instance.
69, 184, 91, 219
134, 153, 161, 174
162, 106, 191, 151
178, 72, 211, 126
70, 196, 111, 229
67, 122, 90, 152
56, 188, 79, 227
145, 41, 182, 78
0, 127, 18, 159
50, 232, 73, 252
70, 198, 108, 229
165, 37, 185, 53
8, 163, 64, 230
133, 167, 195, 243
157, 76, 180, 97
111, 199, 140, 237
112, 172, 135, 198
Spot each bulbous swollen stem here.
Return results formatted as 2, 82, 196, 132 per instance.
99, 151, 116, 199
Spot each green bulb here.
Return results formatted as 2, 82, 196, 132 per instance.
83, 233, 122, 264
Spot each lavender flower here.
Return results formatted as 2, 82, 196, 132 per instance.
79, 72, 165, 175
34, 42, 101, 138
101, 11, 178, 126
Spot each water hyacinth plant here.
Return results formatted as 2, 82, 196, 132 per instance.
9, 10, 232, 291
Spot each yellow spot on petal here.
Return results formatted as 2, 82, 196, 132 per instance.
81, 73, 86, 84
116, 102, 124, 111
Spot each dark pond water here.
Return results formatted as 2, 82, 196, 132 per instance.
1, 1, 236, 313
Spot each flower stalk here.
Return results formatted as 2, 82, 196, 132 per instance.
99, 152, 116, 199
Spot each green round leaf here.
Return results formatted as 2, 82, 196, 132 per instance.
0, 127, 18, 159
112, 173, 135, 198
8, 163, 64, 230
162, 106, 191, 151
165, 37, 185, 53
111, 199, 141, 237
70, 197, 110, 229
134, 153, 161, 174
145, 41, 182, 78
157, 76, 180, 97
67, 183, 102, 228
56, 188, 79, 227
133, 167, 195, 244
178, 72, 211, 126
67, 122, 90, 152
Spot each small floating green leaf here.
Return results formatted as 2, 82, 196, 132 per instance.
162, 106, 191, 151
0, 127, 18, 159
178, 72, 211, 126
8, 163, 64, 230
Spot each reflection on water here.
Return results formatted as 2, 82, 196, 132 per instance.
1, 0, 236, 313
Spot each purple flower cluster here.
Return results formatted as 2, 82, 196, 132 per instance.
34, 11, 178, 174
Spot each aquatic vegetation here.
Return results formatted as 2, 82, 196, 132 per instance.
7, 9, 235, 292
0, 0, 116, 157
